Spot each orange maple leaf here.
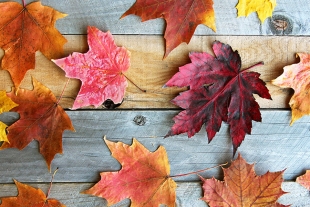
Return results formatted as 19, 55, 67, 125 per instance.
200, 154, 287, 206
122, 0, 216, 58
84, 137, 177, 207
0, 1, 67, 88
0, 180, 65, 207
297, 170, 310, 190
272, 53, 310, 125
0, 78, 75, 170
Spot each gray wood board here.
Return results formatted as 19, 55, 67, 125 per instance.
0, 182, 308, 207
1, 110, 310, 183
2, 0, 309, 35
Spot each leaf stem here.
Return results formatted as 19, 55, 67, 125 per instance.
169, 162, 228, 178
22, 0, 26, 7
46, 167, 59, 199
242, 61, 264, 72
56, 78, 71, 105
123, 73, 146, 93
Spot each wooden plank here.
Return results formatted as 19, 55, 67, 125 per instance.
0, 110, 310, 183
0, 182, 308, 206
7, 0, 310, 36
0, 35, 308, 109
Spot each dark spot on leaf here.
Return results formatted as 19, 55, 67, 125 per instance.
269, 15, 293, 35
133, 115, 146, 126
103, 99, 123, 109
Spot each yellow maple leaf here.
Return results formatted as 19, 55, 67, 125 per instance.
272, 53, 310, 125
0, 90, 18, 143
236, 0, 276, 23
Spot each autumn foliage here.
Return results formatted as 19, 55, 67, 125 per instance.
0, 180, 65, 207
0, 1, 67, 88
200, 154, 287, 206
122, 0, 216, 57
53, 26, 130, 109
0, 78, 75, 170
84, 137, 176, 207
165, 41, 271, 153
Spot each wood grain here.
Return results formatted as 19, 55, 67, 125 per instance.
0, 182, 308, 207
0, 110, 310, 183
1, 35, 308, 109
6, 0, 310, 36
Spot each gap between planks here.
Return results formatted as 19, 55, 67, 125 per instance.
0, 35, 307, 109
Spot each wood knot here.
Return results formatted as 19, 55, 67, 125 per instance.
269, 15, 293, 35
133, 115, 146, 126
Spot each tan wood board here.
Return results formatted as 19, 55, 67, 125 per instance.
0, 35, 307, 109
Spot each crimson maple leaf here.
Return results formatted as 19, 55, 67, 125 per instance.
122, 0, 216, 58
0, 78, 75, 170
165, 41, 271, 153
53, 26, 130, 109
0, 1, 67, 88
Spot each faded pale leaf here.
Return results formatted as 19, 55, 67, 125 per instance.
272, 53, 310, 124
0, 180, 65, 207
297, 170, 310, 190
201, 154, 287, 206
122, 0, 216, 58
53, 26, 130, 109
84, 137, 176, 207
0, 1, 67, 88
236, 0, 276, 23
0, 78, 75, 170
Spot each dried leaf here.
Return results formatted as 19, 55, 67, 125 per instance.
201, 154, 287, 206
236, 0, 276, 23
297, 170, 310, 190
53, 26, 130, 109
84, 137, 176, 207
0, 180, 65, 207
0, 91, 18, 143
0, 78, 75, 170
0, 1, 67, 88
122, 0, 216, 58
272, 53, 310, 125
165, 41, 271, 153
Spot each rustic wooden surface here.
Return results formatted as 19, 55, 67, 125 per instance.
1, 0, 310, 206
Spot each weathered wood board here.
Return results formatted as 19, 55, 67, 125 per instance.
1, 0, 310, 206
0, 182, 309, 207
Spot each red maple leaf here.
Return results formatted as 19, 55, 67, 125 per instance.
0, 1, 67, 88
122, 0, 216, 58
53, 26, 130, 109
165, 41, 271, 153
0, 78, 75, 170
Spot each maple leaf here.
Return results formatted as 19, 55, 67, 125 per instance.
53, 26, 130, 110
0, 179, 65, 207
296, 170, 310, 190
272, 53, 310, 125
165, 41, 271, 153
122, 0, 216, 58
236, 0, 277, 23
84, 137, 177, 207
0, 1, 67, 88
0, 90, 18, 143
0, 78, 75, 170
200, 154, 287, 207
